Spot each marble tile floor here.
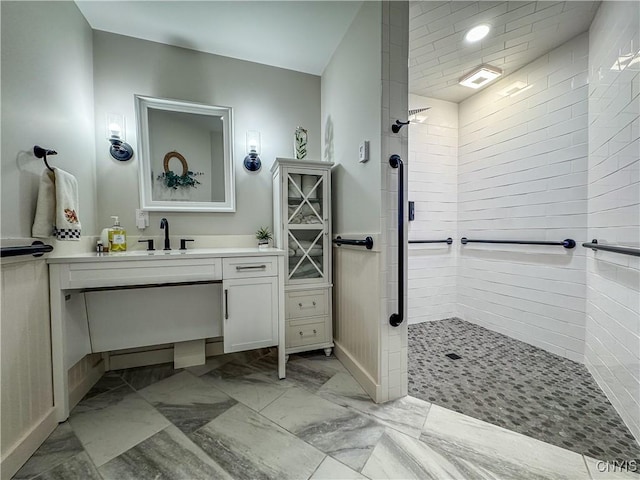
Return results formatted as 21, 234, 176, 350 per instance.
408, 318, 640, 467
14, 349, 638, 480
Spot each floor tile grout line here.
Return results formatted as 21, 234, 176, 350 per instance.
581, 454, 595, 480
305, 454, 328, 479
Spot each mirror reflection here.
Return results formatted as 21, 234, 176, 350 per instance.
136, 96, 235, 212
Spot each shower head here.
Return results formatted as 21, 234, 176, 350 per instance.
408, 107, 431, 122
391, 107, 432, 133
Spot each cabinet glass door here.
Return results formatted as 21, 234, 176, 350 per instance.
287, 173, 323, 225
287, 172, 326, 282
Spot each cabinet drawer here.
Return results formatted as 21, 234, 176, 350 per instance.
223, 256, 277, 279
286, 289, 328, 319
286, 318, 327, 348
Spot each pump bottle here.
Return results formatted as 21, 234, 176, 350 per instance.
108, 216, 127, 252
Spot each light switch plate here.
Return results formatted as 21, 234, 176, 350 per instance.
359, 140, 369, 163
135, 209, 149, 229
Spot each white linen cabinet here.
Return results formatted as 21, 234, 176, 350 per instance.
271, 158, 334, 357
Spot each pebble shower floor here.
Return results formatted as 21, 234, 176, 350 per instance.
408, 318, 640, 464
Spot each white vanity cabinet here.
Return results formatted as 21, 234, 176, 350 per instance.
271, 158, 334, 357
222, 256, 279, 353
47, 248, 285, 421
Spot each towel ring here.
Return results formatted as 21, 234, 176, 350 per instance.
163, 151, 188, 176
34, 145, 57, 172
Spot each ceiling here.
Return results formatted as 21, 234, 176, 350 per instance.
76, 1, 600, 104
409, 1, 600, 103
75, 1, 362, 75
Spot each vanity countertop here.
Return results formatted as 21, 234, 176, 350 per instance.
47, 247, 285, 264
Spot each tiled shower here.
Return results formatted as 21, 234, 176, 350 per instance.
407, 0, 639, 462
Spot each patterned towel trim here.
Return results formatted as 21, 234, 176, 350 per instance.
55, 228, 81, 240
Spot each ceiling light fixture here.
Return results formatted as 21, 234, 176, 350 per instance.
459, 64, 502, 89
465, 24, 490, 43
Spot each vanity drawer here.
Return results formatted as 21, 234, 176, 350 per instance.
286, 289, 328, 319
286, 317, 327, 348
61, 258, 222, 289
222, 256, 277, 279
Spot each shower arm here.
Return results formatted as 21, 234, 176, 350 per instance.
391, 120, 410, 133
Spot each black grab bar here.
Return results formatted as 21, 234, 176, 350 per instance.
1, 241, 54, 258
409, 238, 453, 245
461, 238, 576, 249
583, 239, 640, 257
389, 154, 404, 327
332, 236, 374, 250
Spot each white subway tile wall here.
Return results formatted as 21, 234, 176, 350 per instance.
408, 95, 458, 324
456, 33, 589, 362
380, 0, 409, 401
585, 1, 640, 442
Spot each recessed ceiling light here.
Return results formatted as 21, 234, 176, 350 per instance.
465, 24, 490, 43
459, 64, 502, 89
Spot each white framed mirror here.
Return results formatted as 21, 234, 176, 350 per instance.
135, 95, 235, 212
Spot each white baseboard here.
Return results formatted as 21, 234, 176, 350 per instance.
334, 340, 382, 402
0, 408, 57, 480
68, 359, 105, 411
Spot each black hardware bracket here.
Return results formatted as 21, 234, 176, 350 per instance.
34, 145, 57, 172
391, 120, 410, 133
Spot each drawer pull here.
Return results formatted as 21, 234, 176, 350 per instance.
298, 301, 317, 309
236, 265, 267, 271
299, 329, 318, 336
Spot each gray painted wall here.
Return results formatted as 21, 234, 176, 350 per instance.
1, 1, 97, 238
321, 2, 382, 235
92, 31, 321, 237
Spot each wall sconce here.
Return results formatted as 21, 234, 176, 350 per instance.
107, 113, 133, 161
243, 130, 261, 172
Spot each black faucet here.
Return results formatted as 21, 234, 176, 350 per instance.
160, 218, 171, 250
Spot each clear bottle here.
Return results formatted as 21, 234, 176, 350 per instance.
108, 216, 127, 252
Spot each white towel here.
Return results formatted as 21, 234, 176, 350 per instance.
32, 170, 56, 238
32, 168, 81, 240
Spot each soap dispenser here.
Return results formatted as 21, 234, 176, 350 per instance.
108, 216, 127, 252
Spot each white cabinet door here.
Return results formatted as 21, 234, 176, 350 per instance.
223, 276, 278, 353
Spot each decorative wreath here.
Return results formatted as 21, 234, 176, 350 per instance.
157, 151, 203, 189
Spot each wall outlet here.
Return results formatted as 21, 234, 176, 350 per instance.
135, 209, 149, 229
359, 140, 369, 163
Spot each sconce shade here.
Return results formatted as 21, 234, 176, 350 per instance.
244, 130, 261, 172
107, 113, 133, 161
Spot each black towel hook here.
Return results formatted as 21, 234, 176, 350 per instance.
34, 145, 57, 172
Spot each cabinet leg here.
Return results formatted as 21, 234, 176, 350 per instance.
324, 348, 332, 357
